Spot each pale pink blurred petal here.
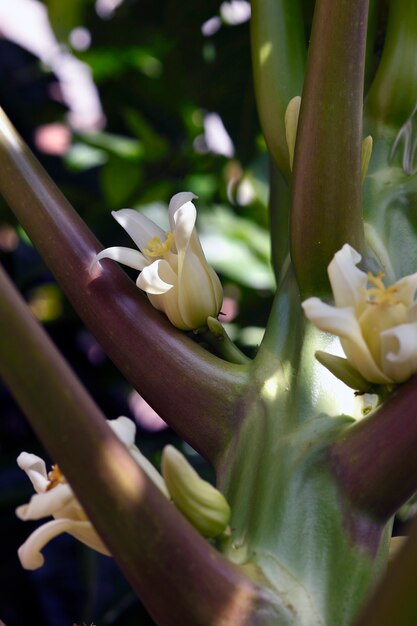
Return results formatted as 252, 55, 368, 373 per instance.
201, 16, 222, 37
128, 391, 168, 432
34, 123, 71, 156
0, 226, 18, 252
220, 296, 238, 322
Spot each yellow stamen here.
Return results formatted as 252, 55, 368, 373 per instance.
46, 464, 66, 491
366, 272, 400, 305
143, 232, 174, 258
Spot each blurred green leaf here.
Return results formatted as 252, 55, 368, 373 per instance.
79, 131, 143, 160
124, 108, 169, 162
101, 156, 142, 208
199, 206, 275, 289
65, 143, 108, 171
46, 0, 88, 41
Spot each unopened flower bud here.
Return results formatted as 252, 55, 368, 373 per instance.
161, 445, 231, 538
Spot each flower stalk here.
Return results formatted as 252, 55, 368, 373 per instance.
0, 109, 248, 465
290, 0, 368, 296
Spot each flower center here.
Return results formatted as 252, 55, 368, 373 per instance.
46, 464, 66, 491
365, 272, 401, 305
143, 232, 174, 258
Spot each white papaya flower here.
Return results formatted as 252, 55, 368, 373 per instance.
91, 192, 223, 330
16, 417, 167, 570
17, 416, 231, 570
302, 244, 417, 385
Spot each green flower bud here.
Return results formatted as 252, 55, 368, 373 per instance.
361, 135, 373, 182
315, 351, 370, 392
161, 445, 231, 538
285, 96, 301, 172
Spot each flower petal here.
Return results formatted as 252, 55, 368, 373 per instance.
137, 259, 176, 295
408, 301, 417, 322
302, 297, 391, 383
178, 252, 222, 328
147, 288, 187, 329
171, 199, 197, 254
380, 322, 417, 382
107, 417, 169, 496
328, 244, 367, 309
17, 519, 84, 570
167, 192, 197, 232
107, 416, 136, 449
17, 452, 48, 493
66, 521, 110, 555
112, 209, 165, 251
16, 484, 74, 521
90, 246, 148, 272
394, 272, 417, 306
130, 446, 170, 497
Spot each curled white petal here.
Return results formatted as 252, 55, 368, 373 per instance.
171, 201, 197, 254
90, 246, 148, 272
327, 244, 367, 309
112, 209, 165, 251
168, 192, 197, 231
17, 519, 86, 570
17, 453, 48, 493
16, 484, 74, 521
381, 322, 417, 382
137, 259, 176, 295
302, 298, 391, 384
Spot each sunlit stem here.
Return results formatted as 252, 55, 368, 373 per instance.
203, 317, 251, 365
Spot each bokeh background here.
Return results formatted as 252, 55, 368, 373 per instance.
0, 1, 274, 624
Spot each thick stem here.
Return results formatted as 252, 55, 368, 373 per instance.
0, 263, 268, 626
331, 376, 417, 521
0, 109, 248, 465
291, 0, 367, 297
250, 0, 305, 178
354, 515, 417, 626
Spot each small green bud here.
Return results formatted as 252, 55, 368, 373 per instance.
161, 445, 231, 538
285, 96, 301, 171
361, 135, 373, 182
206, 315, 224, 338
315, 350, 370, 392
